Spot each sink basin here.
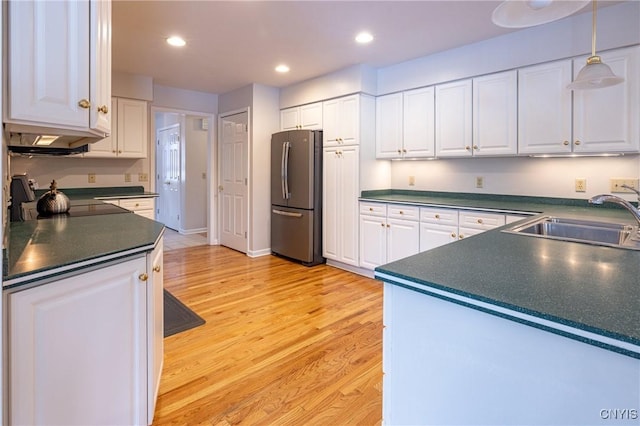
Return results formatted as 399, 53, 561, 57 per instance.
503, 216, 640, 250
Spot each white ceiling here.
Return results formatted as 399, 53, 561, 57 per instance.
111, 0, 608, 95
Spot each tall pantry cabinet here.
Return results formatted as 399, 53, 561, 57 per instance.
322, 94, 375, 268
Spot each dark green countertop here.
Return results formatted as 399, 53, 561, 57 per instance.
34, 186, 158, 200
4, 212, 165, 288
369, 190, 640, 358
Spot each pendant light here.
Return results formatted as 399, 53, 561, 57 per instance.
567, 0, 624, 90
492, 0, 589, 28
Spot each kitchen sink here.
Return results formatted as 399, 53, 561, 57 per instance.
502, 216, 640, 250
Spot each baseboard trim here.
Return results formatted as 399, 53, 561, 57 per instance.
325, 260, 374, 278
178, 228, 207, 235
247, 248, 271, 258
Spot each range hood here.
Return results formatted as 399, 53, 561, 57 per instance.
6, 126, 107, 156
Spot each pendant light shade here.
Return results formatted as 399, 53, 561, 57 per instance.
567, 0, 624, 90
492, 0, 589, 28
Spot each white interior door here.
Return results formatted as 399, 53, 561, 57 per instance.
219, 112, 248, 253
157, 124, 181, 231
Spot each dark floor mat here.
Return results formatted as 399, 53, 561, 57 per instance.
164, 290, 206, 337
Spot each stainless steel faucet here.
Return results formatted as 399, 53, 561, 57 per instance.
589, 190, 640, 227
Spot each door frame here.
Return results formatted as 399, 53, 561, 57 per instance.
217, 107, 251, 253
150, 106, 216, 244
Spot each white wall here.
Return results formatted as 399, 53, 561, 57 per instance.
376, 1, 640, 202
280, 64, 377, 109
183, 116, 208, 231
152, 84, 218, 113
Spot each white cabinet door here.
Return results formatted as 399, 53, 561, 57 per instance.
387, 218, 420, 263
323, 95, 360, 146
403, 86, 435, 158
280, 107, 300, 131
8, 257, 148, 426
360, 214, 387, 269
118, 98, 148, 158
322, 146, 359, 266
280, 103, 322, 131
420, 223, 458, 252
435, 79, 473, 157
473, 70, 517, 156
518, 60, 573, 154
299, 103, 323, 129
85, 98, 118, 157
90, 0, 112, 135
147, 239, 164, 423
376, 93, 403, 158
573, 46, 640, 153
7, 0, 90, 129
340, 147, 360, 266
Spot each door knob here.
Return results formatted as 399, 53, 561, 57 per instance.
218, 185, 224, 191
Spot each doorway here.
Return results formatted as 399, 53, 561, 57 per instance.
153, 110, 212, 238
219, 111, 248, 253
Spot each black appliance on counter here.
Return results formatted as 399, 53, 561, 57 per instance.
9, 175, 36, 222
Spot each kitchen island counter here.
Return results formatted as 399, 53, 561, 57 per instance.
4, 212, 164, 288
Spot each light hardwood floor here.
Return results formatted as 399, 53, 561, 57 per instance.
155, 245, 383, 425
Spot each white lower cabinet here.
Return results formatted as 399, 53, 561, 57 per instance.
103, 197, 156, 219
7, 240, 163, 426
419, 207, 459, 252
359, 203, 420, 269
361, 202, 518, 269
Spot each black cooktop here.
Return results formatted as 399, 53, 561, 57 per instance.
23, 200, 131, 220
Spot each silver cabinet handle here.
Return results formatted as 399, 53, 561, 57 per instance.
272, 209, 303, 218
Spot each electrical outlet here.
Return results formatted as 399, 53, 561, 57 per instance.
610, 178, 639, 193
138, 173, 148, 182
575, 178, 586, 192
124, 173, 131, 183
88, 173, 96, 184
476, 176, 484, 188
408, 175, 415, 186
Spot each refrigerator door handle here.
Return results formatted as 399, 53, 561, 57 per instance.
272, 208, 303, 218
283, 141, 291, 199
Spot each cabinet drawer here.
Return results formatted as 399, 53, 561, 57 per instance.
458, 211, 505, 230
420, 207, 458, 225
387, 204, 419, 221
360, 202, 387, 217
119, 198, 155, 211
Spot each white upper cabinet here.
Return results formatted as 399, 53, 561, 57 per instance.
323, 95, 360, 146
519, 46, 639, 154
435, 79, 473, 157
403, 86, 435, 158
518, 60, 573, 154
376, 93, 403, 158
376, 88, 435, 159
85, 98, 147, 158
472, 70, 517, 156
280, 102, 323, 131
572, 46, 640, 153
6, 0, 111, 137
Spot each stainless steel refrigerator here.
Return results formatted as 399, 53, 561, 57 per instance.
270, 129, 324, 266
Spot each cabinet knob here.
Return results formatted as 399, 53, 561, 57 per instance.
435, 214, 440, 219
477, 218, 483, 224
451, 233, 456, 238
369, 207, 373, 211
473, 145, 479, 150
397, 149, 402, 154
465, 146, 471, 151
386, 224, 390, 228
381, 223, 385, 227
399, 211, 404, 215
97, 105, 109, 114
78, 99, 91, 109
459, 234, 465, 239
402, 149, 407, 153
135, 203, 140, 207
139, 273, 148, 282
563, 140, 570, 146
118, 150, 122, 154
574, 140, 581, 145
153, 265, 161, 273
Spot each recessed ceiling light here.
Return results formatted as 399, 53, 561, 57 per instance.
355, 32, 374, 44
166, 36, 186, 47
275, 64, 290, 73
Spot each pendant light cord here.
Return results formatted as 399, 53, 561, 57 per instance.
591, 0, 597, 57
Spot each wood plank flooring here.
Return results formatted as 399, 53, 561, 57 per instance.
154, 245, 383, 425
